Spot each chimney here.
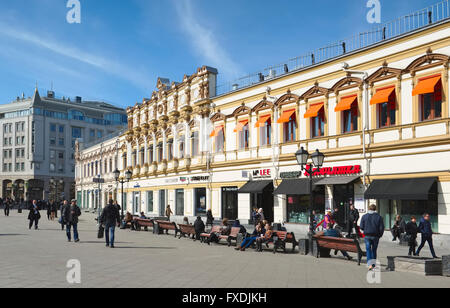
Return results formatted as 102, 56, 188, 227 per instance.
75, 96, 82, 104
47, 91, 55, 98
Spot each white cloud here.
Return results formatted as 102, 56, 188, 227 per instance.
0, 22, 152, 90
173, 0, 242, 79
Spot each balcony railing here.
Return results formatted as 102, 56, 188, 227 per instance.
215, 0, 450, 96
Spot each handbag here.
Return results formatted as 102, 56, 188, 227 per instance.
98, 225, 105, 239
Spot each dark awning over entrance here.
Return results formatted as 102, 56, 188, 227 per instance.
274, 179, 316, 195
238, 180, 273, 194
314, 176, 361, 186
364, 177, 438, 200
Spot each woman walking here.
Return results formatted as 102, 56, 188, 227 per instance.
406, 216, 418, 256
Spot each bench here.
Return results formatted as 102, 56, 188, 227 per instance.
262, 231, 297, 254
134, 218, 155, 231
313, 235, 366, 265
200, 225, 222, 243
156, 220, 180, 237
218, 227, 241, 246
178, 224, 196, 240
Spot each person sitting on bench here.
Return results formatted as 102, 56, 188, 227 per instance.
208, 218, 231, 244
317, 224, 353, 261
194, 216, 205, 241
256, 224, 273, 252
235, 222, 265, 251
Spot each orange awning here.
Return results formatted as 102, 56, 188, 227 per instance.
234, 120, 249, 132
370, 87, 396, 105
210, 126, 223, 138
304, 103, 324, 118
255, 115, 271, 128
335, 95, 357, 112
277, 109, 296, 124
412, 76, 441, 96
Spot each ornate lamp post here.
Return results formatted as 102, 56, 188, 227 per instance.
295, 147, 325, 253
114, 168, 132, 219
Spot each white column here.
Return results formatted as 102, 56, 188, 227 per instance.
144, 136, 148, 165
126, 142, 132, 167
162, 131, 167, 160
172, 124, 178, 158
185, 122, 191, 158
152, 133, 157, 163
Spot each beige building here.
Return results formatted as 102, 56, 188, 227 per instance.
76, 8, 450, 234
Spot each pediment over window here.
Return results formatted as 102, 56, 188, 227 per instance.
366, 65, 403, 85
230, 105, 251, 118
275, 91, 300, 107
405, 52, 450, 74
331, 77, 363, 93
210, 112, 226, 123
252, 98, 274, 113
300, 83, 330, 100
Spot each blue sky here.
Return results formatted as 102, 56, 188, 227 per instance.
0, 0, 440, 108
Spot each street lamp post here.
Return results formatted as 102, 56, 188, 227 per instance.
113, 168, 132, 219
295, 147, 325, 255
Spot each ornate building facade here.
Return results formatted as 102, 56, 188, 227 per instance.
76, 20, 450, 234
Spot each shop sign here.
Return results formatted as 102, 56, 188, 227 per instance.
280, 171, 301, 179
190, 176, 210, 182
165, 178, 179, 184
222, 187, 238, 192
252, 169, 272, 179
304, 165, 362, 177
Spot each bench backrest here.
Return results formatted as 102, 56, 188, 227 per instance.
210, 225, 222, 233
135, 218, 154, 226
157, 220, 177, 230
314, 236, 359, 253
274, 231, 287, 240
229, 227, 241, 237
179, 224, 195, 233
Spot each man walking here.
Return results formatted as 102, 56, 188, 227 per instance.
100, 200, 121, 248
416, 213, 438, 259
4, 198, 10, 217
347, 204, 359, 237
60, 200, 69, 230
28, 200, 41, 230
360, 204, 385, 271
63, 199, 81, 242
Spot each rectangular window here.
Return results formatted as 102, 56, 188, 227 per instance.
168, 141, 173, 160
239, 123, 249, 150
147, 191, 153, 213
311, 109, 325, 138
215, 129, 224, 153
59, 138, 65, 146
59, 125, 64, 133
72, 127, 82, 139
50, 123, 56, 132
343, 104, 358, 133
420, 88, 442, 121
157, 144, 163, 163
50, 138, 56, 146
283, 113, 297, 142
178, 140, 185, 159
259, 118, 272, 146
175, 189, 184, 216
50, 163, 55, 172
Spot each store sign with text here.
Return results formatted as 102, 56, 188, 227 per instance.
304, 165, 362, 177
252, 169, 272, 179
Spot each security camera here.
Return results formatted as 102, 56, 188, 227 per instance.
341, 62, 350, 70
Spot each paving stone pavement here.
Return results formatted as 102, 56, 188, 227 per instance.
0, 211, 449, 288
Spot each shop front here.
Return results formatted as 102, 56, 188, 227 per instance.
238, 179, 274, 222
365, 177, 439, 233
222, 187, 238, 220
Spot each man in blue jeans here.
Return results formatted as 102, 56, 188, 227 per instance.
360, 204, 385, 271
416, 213, 438, 258
100, 200, 121, 248
62, 199, 82, 243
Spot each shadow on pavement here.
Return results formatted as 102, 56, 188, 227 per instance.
0, 234, 27, 237
113, 246, 177, 250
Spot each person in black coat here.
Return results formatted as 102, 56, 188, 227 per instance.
347, 204, 359, 237
62, 199, 81, 242
405, 216, 419, 256
3, 198, 10, 217
416, 213, 438, 258
206, 209, 214, 228
100, 200, 121, 248
28, 200, 41, 230
391, 215, 406, 241
194, 216, 205, 241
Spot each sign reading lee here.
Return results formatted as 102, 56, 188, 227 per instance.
252, 169, 271, 179
304, 165, 362, 177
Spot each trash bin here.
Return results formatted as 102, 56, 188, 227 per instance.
443, 255, 450, 277
298, 238, 309, 255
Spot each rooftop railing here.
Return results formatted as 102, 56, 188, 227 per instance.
214, 0, 450, 97
81, 127, 127, 150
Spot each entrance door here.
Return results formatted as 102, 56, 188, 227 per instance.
333, 184, 355, 228
250, 190, 274, 222
159, 190, 166, 216
194, 188, 207, 216
133, 192, 140, 214
222, 187, 238, 220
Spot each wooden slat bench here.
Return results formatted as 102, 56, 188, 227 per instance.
313, 235, 366, 265
263, 231, 298, 254
218, 227, 241, 246
200, 225, 222, 243
178, 224, 196, 240
134, 218, 155, 231
156, 220, 180, 237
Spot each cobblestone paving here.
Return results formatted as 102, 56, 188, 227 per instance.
0, 211, 449, 288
